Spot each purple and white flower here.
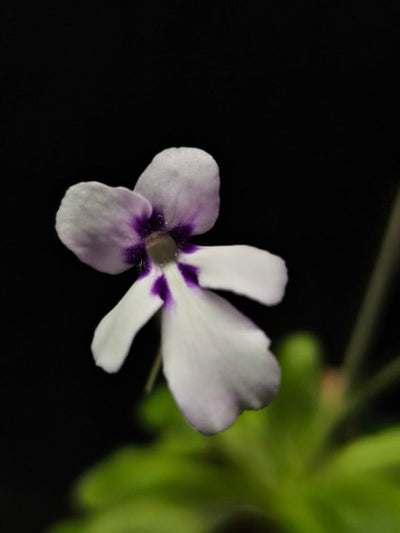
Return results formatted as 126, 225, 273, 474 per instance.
56, 147, 288, 435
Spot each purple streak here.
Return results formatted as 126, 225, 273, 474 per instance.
169, 223, 197, 253
123, 243, 150, 272
178, 262, 199, 287
134, 209, 166, 238
152, 274, 171, 304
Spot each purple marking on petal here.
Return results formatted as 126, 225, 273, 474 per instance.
134, 209, 165, 239
152, 274, 171, 304
169, 223, 196, 252
178, 263, 200, 287
123, 243, 150, 272
181, 242, 199, 253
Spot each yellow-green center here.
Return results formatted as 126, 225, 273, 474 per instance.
145, 231, 178, 265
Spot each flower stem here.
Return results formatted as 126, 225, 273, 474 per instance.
344, 355, 400, 419
144, 349, 162, 395
144, 310, 163, 394
316, 355, 400, 458
343, 183, 400, 395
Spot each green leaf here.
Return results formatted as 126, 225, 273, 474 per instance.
274, 497, 328, 533
273, 472, 400, 533
322, 427, 400, 479
73, 445, 233, 512
139, 386, 183, 432
273, 331, 322, 423
263, 332, 324, 474
137, 386, 210, 455
49, 498, 210, 533
215, 409, 281, 495
306, 476, 400, 533
275, 428, 400, 532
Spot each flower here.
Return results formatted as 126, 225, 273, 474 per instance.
56, 147, 288, 435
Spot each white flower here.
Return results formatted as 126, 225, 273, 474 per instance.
56, 147, 288, 435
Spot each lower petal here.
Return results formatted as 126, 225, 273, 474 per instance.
161, 264, 281, 435
92, 272, 163, 373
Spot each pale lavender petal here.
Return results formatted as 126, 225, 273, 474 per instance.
181, 245, 288, 306
56, 182, 152, 274
134, 147, 220, 235
161, 263, 281, 435
92, 271, 163, 373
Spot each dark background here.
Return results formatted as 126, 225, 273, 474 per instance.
2, 2, 400, 532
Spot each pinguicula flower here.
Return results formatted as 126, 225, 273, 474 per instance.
56, 148, 288, 435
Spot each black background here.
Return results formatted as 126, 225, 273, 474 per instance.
2, 2, 400, 532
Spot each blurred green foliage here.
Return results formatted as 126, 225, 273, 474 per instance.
49, 333, 400, 533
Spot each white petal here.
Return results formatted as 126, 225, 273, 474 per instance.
161, 264, 281, 435
56, 182, 152, 274
134, 147, 220, 235
92, 272, 163, 373
182, 245, 288, 306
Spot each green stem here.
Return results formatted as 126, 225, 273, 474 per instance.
144, 349, 162, 395
345, 355, 400, 419
343, 183, 400, 394
144, 310, 162, 394
316, 355, 400, 457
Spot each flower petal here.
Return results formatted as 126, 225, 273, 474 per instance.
56, 182, 152, 274
161, 264, 281, 435
92, 272, 163, 373
181, 245, 288, 306
134, 147, 220, 235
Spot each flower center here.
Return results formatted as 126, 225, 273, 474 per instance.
145, 231, 178, 266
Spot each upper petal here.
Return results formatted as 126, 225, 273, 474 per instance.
92, 271, 163, 373
181, 245, 288, 306
56, 182, 152, 274
161, 264, 281, 435
134, 148, 220, 235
